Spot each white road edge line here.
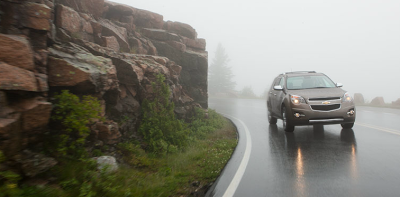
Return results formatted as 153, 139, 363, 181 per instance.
221, 114, 252, 197
356, 122, 400, 136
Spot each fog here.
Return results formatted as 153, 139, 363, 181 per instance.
112, 0, 400, 102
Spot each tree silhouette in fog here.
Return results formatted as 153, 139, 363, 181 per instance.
240, 86, 258, 99
208, 43, 235, 95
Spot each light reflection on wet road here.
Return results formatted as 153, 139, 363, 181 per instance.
206, 98, 400, 197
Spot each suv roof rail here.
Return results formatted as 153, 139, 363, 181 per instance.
283, 71, 316, 75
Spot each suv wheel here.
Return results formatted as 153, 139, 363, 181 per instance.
341, 123, 354, 129
268, 110, 277, 124
282, 106, 294, 132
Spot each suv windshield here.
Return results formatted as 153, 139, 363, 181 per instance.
286, 75, 336, 90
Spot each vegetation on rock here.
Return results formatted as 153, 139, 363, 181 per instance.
52, 90, 103, 158
9, 107, 236, 197
139, 74, 190, 154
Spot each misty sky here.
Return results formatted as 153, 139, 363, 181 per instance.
112, 0, 400, 102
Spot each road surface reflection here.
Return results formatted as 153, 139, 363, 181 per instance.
269, 125, 357, 196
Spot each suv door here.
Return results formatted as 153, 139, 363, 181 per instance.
269, 77, 282, 117
272, 77, 286, 116
267, 77, 279, 113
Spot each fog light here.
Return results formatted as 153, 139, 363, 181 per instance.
294, 113, 305, 118
347, 109, 355, 115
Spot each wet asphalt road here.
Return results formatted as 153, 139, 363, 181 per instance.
206, 98, 400, 197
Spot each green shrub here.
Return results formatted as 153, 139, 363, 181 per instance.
139, 74, 190, 154
189, 108, 225, 139
52, 90, 103, 158
0, 151, 22, 197
117, 142, 157, 168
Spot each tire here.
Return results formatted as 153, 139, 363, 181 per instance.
282, 106, 294, 132
268, 110, 277, 124
341, 123, 354, 129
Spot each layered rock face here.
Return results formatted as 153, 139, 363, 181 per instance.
371, 97, 385, 106
0, 0, 207, 176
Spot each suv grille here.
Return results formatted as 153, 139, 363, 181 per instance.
309, 97, 341, 101
311, 104, 341, 111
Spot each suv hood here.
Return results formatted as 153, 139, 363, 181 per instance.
287, 88, 346, 100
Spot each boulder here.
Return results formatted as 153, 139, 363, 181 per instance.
133, 8, 164, 29
104, 1, 134, 21
73, 39, 148, 86
353, 93, 365, 104
166, 41, 186, 52
14, 97, 52, 131
91, 121, 121, 145
102, 36, 120, 52
81, 18, 94, 34
151, 41, 208, 108
57, 0, 105, 19
182, 37, 206, 51
21, 2, 51, 31
371, 97, 385, 106
0, 118, 22, 157
0, 34, 35, 71
128, 36, 157, 55
55, 4, 94, 42
141, 28, 181, 42
163, 21, 197, 39
55, 4, 82, 33
97, 18, 129, 52
15, 150, 57, 177
128, 55, 170, 77
166, 61, 182, 77
92, 156, 118, 173
0, 62, 39, 92
0, 118, 19, 140
111, 93, 140, 115
47, 44, 118, 95
111, 58, 144, 85
104, 1, 163, 29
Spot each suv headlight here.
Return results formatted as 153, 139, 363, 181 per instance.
342, 92, 353, 102
291, 95, 306, 105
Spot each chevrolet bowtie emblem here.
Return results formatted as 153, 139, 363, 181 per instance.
322, 101, 331, 105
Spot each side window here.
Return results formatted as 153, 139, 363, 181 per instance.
274, 77, 281, 86
279, 77, 284, 87
270, 77, 281, 90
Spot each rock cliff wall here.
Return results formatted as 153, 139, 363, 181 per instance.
0, 0, 207, 170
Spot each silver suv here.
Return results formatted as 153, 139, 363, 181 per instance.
267, 71, 356, 132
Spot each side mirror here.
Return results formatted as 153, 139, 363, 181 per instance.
336, 83, 343, 87
274, 85, 283, 90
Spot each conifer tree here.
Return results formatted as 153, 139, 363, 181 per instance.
208, 44, 236, 94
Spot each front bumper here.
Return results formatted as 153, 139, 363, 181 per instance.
288, 102, 356, 126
